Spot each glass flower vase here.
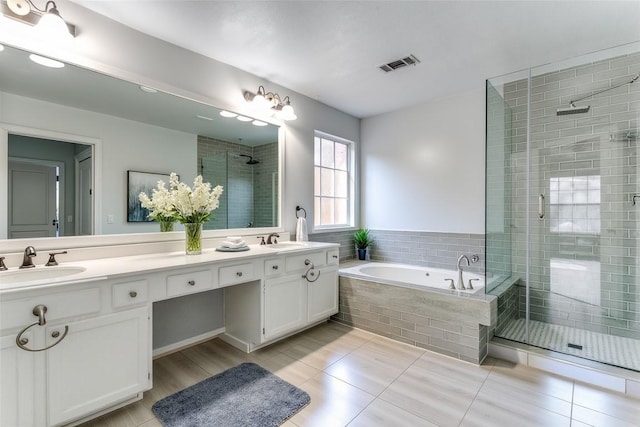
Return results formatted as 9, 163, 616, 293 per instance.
159, 221, 174, 232
184, 222, 202, 255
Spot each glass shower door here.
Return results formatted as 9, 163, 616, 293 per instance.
487, 43, 640, 371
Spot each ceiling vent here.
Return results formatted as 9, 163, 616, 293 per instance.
378, 54, 420, 73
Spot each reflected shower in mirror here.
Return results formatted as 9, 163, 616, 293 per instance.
198, 136, 279, 229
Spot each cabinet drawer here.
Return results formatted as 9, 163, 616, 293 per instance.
264, 259, 284, 277
219, 263, 254, 286
327, 249, 340, 265
112, 280, 148, 308
166, 270, 213, 297
1, 287, 101, 331
286, 252, 326, 273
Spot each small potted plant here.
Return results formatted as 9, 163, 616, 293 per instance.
353, 228, 373, 261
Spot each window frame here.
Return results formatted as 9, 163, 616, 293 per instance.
312, 130, 356, 232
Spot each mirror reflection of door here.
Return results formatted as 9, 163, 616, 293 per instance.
76, 149, 93, 235
7, 134, 93, 239
8, 160, 58, 238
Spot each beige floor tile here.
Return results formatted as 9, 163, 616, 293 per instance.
460, 393, 571, 427
571, 404, 639, 427
290, 372, 375, 427
180, 338, 260, 375
413, 349, 492, 386
347, 399, 438, 427
324, 337, 422, 395
259, 352, 321, 386
569, 421, 594, 427
572, 383, 640, 424
281, 420, 299, 427
138, 418, 163, 427
488, 358, 575, 402
379, 362, 480, 426
279, 334, 352, 370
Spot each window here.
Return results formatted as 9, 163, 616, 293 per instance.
549, 175, 600, 235
313, 131, 355, 229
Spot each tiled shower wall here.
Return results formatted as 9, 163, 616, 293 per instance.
310, 229, 485, 273
500, 51, 639, 339
198, 136, 277, 229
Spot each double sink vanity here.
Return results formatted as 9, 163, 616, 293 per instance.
0, 241, 339, 426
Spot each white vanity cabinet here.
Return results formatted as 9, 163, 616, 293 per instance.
0, 331, 37, 427
46, 306, 149, 426
223, 249, 339, 351
0, 279, 151, 427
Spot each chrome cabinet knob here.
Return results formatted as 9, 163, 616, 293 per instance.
236, 272, 243, 277
188, 280, 196, 286
272, 265, 279, 270
129, 291, 138, 298
51, 331, 60, 338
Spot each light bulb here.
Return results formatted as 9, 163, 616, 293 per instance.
35, 8, 73, 42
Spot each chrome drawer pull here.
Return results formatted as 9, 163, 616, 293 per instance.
188, 280, 196, 286
16, 305, 69, 352
272, 265, 279, 270
129, 291, 138, 298
236, 271, 243, 277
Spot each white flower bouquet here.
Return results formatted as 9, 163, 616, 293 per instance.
138, 179, 177, 225
169, 173, 224, 224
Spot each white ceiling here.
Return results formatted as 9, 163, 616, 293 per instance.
74, 1, 640, 118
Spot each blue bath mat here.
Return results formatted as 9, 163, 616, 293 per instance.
152, 362, 310, 427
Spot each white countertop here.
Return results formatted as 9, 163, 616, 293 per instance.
0, 241, 338, 294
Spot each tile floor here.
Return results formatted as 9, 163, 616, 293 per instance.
82, 321, 640, 427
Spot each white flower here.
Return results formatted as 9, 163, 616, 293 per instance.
139, 180, 176, 222
138, 173, 223, 224
169, 173, 224, 224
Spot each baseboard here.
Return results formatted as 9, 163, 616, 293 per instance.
219, 332, 250, 353
153, 327, 226, 359
489, 338, 640, 398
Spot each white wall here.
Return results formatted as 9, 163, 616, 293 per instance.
0, 0, 361, 236
361, 89, 485, 234
1, 92, 196, 234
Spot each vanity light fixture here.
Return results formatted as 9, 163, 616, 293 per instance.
2, 0, 76, 42
29, 53, 64, 68
244, 85, 297, 120
219, 110, 238, 118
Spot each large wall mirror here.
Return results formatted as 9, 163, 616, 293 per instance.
0, 44, 282, 241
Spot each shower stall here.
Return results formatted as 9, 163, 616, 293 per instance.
486, 42, 640, 371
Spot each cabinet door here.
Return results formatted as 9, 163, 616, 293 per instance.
1, 332, 39, 427
307, 266, 339, 324
264, 275, 306, 341
46, 307, 150, 426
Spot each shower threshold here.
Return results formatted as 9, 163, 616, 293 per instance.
498, 318, 640, 372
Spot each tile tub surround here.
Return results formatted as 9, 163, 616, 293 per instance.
332, 273, 497, 364
310, 229, 485, 272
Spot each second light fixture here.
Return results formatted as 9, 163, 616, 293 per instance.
245, 86, 297, 121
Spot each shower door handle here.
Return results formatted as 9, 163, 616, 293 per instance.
538, 194, 545, 219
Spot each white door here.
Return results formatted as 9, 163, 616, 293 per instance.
46, 307, 150, 426
264, 275, 306, 341
77, 156, 92, 235
0, 333, 38, 427
307, 266, 339, 324
8, 161, 57, 238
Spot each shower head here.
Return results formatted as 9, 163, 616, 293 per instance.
556, 104, 591, 116
239, 154, 260, 165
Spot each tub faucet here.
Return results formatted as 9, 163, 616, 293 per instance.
20, 246, 37, 269
456, 255, 470, 290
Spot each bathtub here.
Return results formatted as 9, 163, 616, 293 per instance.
339, 262, 485, 296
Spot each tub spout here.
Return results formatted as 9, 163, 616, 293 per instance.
456, 255, 470, 290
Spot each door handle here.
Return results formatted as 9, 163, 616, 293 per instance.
538, 194, 545, 219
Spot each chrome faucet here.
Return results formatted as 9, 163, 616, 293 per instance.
456, 254, 470, 290
266, 233, 280, 244
20, 246, 37, 269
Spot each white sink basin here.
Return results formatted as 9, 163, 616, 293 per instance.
265, 242, 308, 251
0, 266, 87, 285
